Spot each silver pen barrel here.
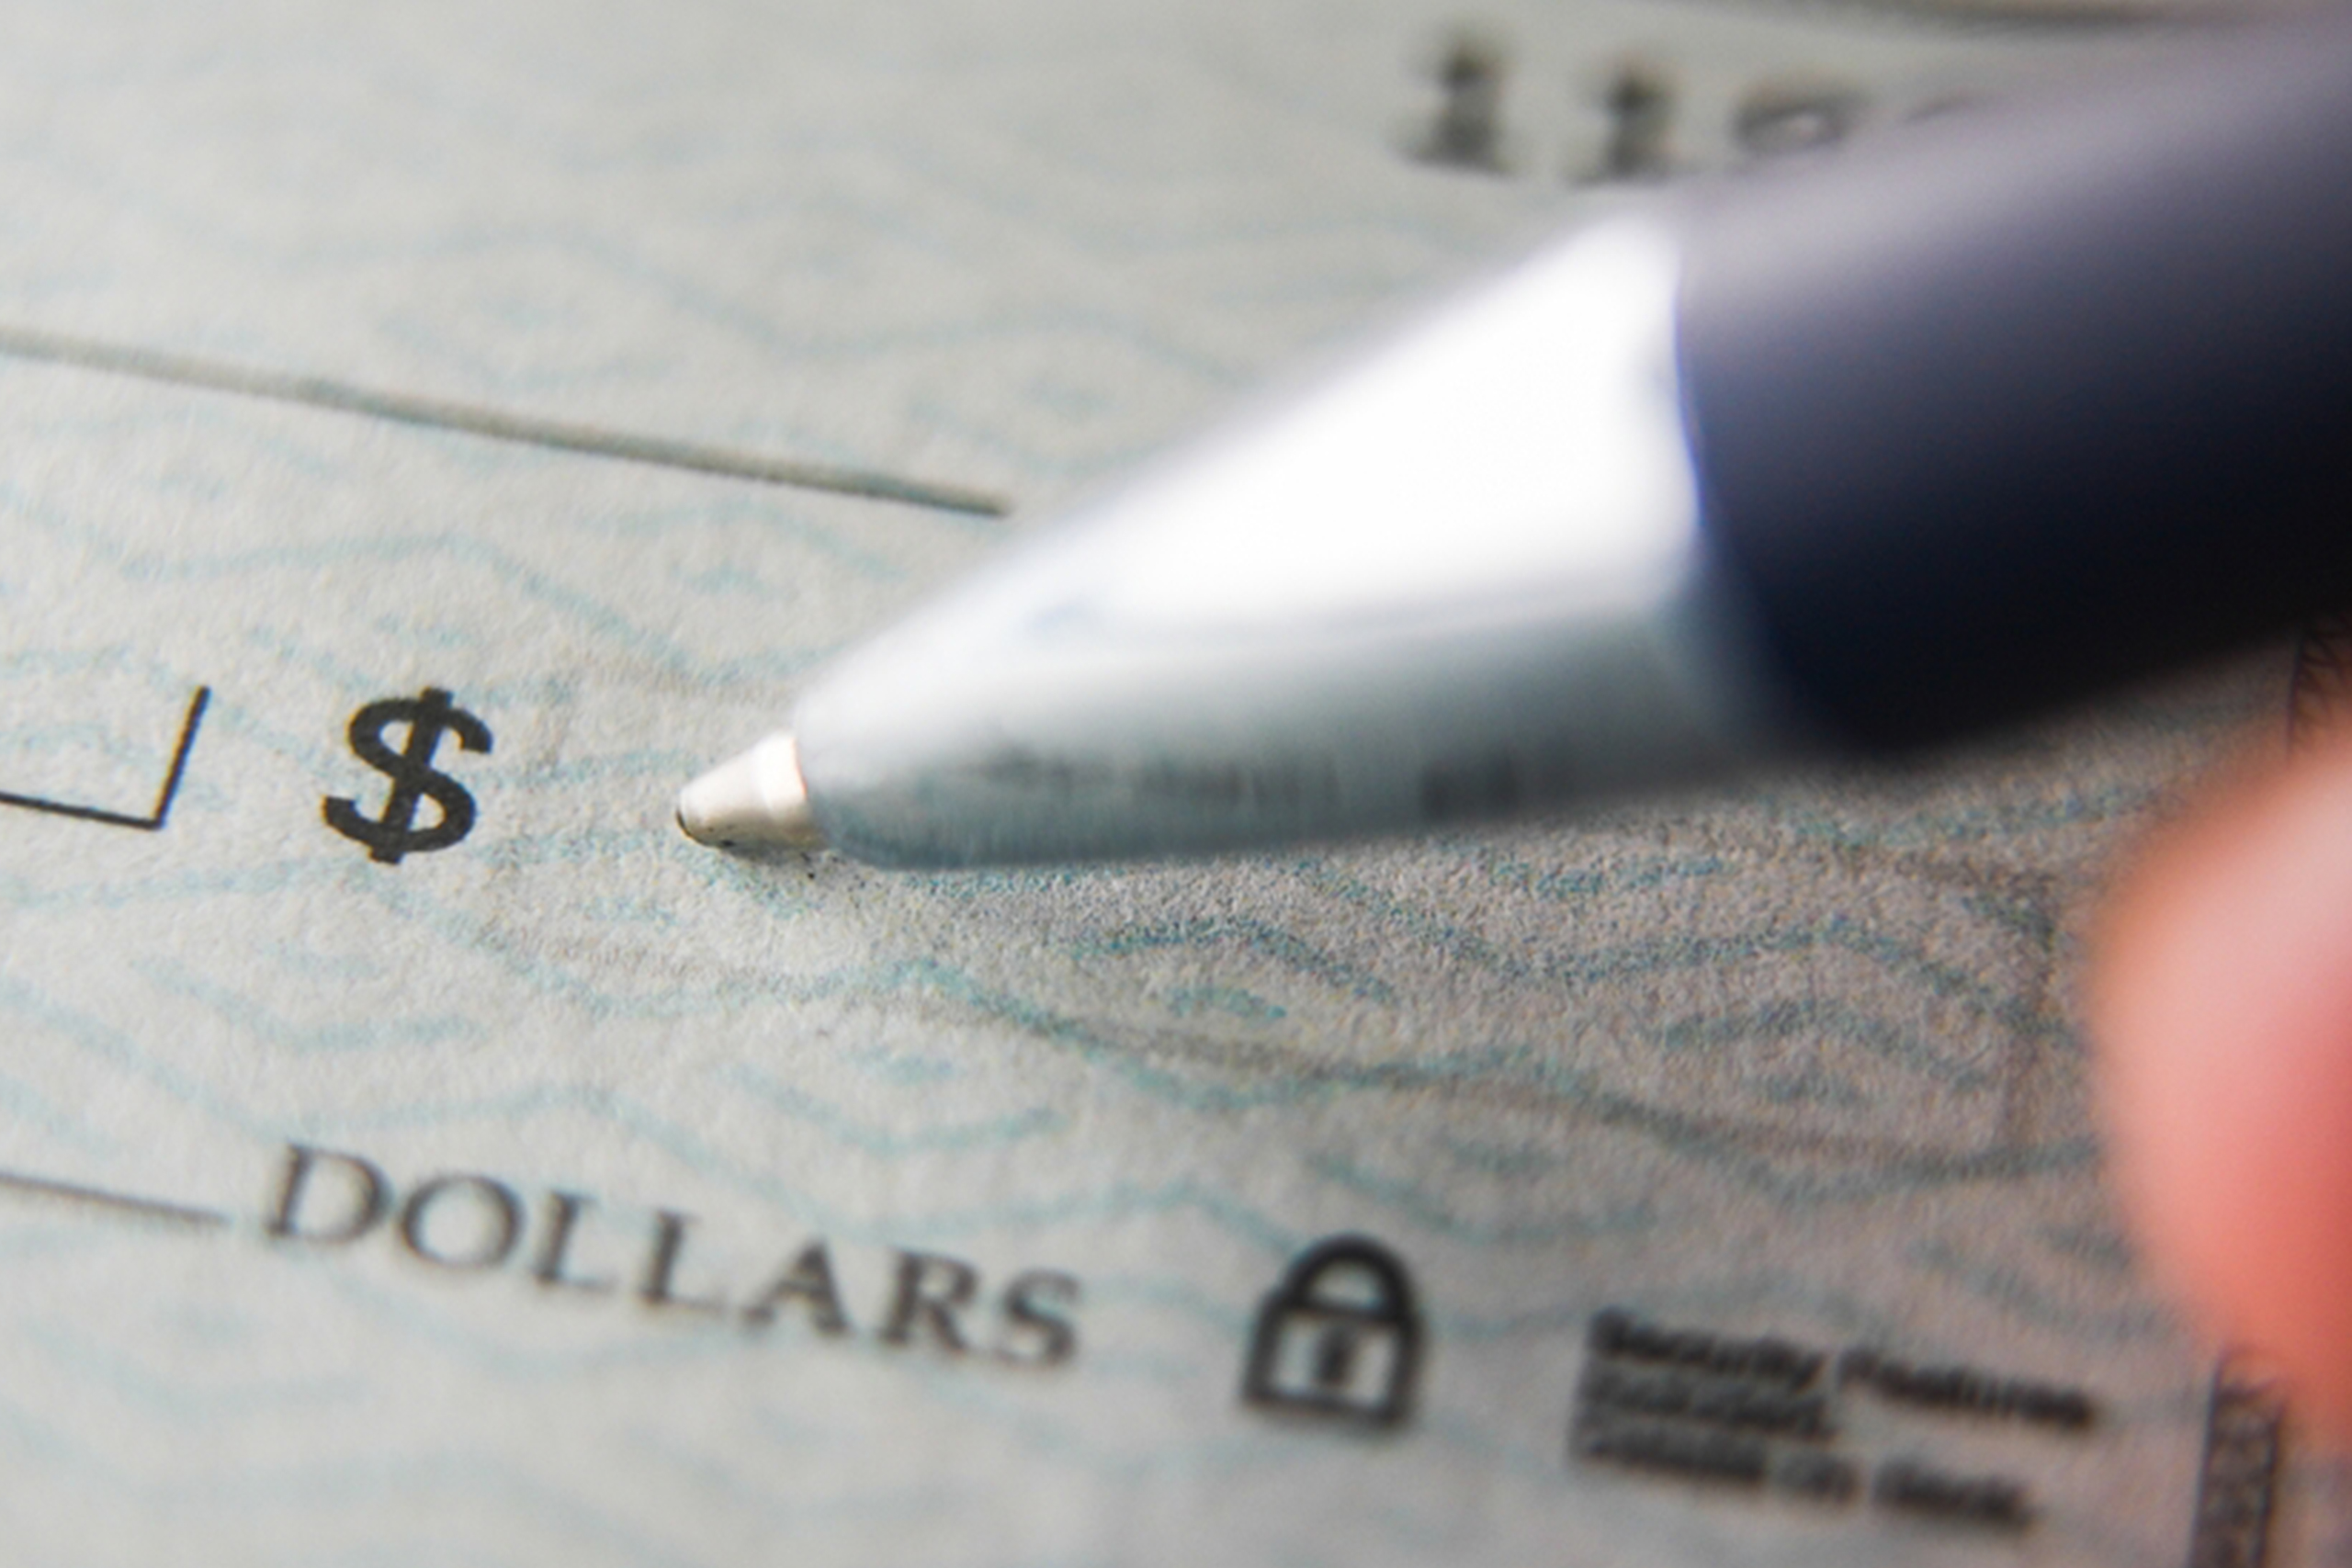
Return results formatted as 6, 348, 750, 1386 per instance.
729, 220, 1797, 866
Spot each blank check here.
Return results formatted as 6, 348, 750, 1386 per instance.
0, 1, 2328, 1562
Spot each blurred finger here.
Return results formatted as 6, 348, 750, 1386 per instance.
2091, 723, 2352, 1440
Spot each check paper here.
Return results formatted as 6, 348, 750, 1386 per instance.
0, 1, 2334, 1562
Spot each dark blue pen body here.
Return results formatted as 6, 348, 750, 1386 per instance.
1678, 10, 2352, 749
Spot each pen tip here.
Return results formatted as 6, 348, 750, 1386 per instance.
676, 731, 827, 851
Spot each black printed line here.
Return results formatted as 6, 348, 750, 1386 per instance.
147, 685, 209, 829
0, 684, 210, 832
0, 1166, 230, 1230
0, 322, 1010, 518
0, 791, 156, 829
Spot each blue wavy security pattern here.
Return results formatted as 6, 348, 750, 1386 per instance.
0, 2, 2302, 1564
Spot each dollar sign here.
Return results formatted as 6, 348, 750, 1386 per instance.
322, 687, 494, 864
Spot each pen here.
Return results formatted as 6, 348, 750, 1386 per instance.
679, 12, 2352, 869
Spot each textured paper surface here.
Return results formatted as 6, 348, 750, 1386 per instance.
0, 1, 2338, 1562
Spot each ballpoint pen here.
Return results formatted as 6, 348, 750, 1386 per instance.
679, 10, 2352, 869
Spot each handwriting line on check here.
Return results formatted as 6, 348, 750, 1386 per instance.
0, 323, 1009, 518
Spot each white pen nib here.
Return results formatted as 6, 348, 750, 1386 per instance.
676, 731, 827, 850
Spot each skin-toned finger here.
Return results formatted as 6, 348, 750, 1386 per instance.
2090, 726, 2352, 1441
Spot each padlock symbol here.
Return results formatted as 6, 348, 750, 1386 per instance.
1240, 1235, 1421, 1429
